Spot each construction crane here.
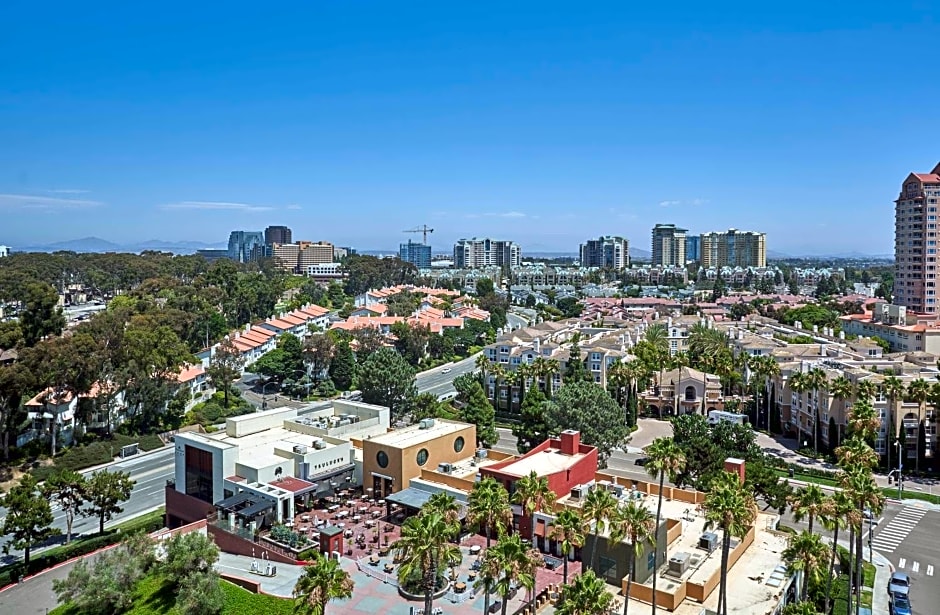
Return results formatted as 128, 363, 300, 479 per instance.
403, 225, 434, 244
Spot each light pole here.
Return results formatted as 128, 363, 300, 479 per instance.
261, 381, 278, 410
894, 439, 903, 500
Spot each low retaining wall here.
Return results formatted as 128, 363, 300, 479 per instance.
220, 574, 262, 593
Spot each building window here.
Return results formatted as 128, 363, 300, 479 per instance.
376, 450, 389, 468
417, 448, 429, 466
454, 436, 465, 453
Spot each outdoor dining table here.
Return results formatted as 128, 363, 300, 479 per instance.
371, 510, 382, 518
301, 514, 310, 522
455, 582, 467, 593
359, 506, 369, 513
469, 545, 481, 555
353, 515, 362, 522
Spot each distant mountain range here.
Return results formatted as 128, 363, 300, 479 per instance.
7, 236, 227, 254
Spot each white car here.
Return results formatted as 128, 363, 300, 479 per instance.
441, 367, 452, 374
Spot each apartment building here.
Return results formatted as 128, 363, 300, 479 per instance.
453, 238, 521, 269
699, 229, 767, 268
685, 235, 701, 262
840, 304, 940, 354
651, 224, 687, 266
895, 162, 940, 314
579, 236, 630, 270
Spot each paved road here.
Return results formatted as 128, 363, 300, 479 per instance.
414, 353, 480, 398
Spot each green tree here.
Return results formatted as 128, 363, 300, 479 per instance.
610, 501, 655, 615
547, 508, 584, 586
42, 469, 87, 544
329, 340, 356, 390
789, 485, 826, 535
466, 478, 513, 614
178, 570, 224, 615
646, 438, 686, 615
292, 552, 355, 615
20, 282, 66, 346
782, 530, 830, 603
83, 470, 135, 534
554, 570, 613, 615
52, 535, 151, 614
547, 382, 630, 464
513, 470, 558, 544
512, 387, 550, 453
393, 512, 462, 615
581, 487, 619, 572
703, 471, 758, 615
162, 530, 220, 584
206, 336, 245, 409
460, 379, 497, 447
477, 533, 541, 615
0, 474, 60, 566
0, 361, 31, 460
357, 347, 417, 418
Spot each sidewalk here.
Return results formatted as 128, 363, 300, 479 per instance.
215, 552, 304, 598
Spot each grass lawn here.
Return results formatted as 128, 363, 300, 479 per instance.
51, 575, 293, 615
776, 469, 940, 505
774, 468, 840, 488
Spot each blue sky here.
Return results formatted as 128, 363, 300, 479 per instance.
1, 1, 938, 255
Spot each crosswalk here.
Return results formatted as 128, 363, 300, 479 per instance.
870, 506, 927, 554
896, 557, 934, 576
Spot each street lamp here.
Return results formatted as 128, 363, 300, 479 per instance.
261, 381, 278, 410
894, 439, 903, 500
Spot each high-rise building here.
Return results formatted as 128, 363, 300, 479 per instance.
264, 225, 292, 245
700, 229, 767, 268
297, 241, 335, 270
272, 243, 301, 271
399, 240, 432, 269
453, 238, 521, 269
895, 162, 940, 314
579, 236, 630, 270
651, 224, 687, 266
227, 230, 264, 263
685, 236, 701, 262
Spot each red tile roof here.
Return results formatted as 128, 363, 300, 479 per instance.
271, 476, 316, 493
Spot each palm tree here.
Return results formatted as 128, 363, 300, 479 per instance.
293, 552, 354, 615
477, 533, 541, 615
805, 368, 827, 456
645, 437, 685, 615
881, 375, 904, 471
394, 511, 462, 615
581, 486, 619, 572
513, 471, 557, 544
547, 508, 584, 585
789, 372, 811, 449
423, 491, 461, 529
828, 375, 853, 446
906, 378, 929, 471
490, 363, 507, 413
609, 501, 655, 615
782, 530, 829, 602
841, 466, 885, 615
821, 491, 852, 614
466, 478, 513, 615
846, 397, 881, 443
835, 437, 879, 471
555, 570, 614, 615
703, 471, 758, 615
788, 484, 826, 535
475, 353, 490, 387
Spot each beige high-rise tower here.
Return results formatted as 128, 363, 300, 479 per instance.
895, 162, 940, 314
700, 229, 767, 268
651, 224, 687, 266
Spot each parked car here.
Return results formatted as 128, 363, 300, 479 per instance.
887, 571, 911, 596
891, 592, 913, 615
634, 457, 649, 466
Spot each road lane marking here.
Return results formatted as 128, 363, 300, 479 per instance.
898, 558, 906, 569
911, 561, 920, 573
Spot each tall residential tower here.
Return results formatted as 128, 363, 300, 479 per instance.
453, 238, 521, 268
895, 162, 940, 314
580, 236, 630, 270
651, 224, 687, 266
699, 228, 767, 268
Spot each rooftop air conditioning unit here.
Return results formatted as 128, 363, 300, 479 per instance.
312, 439, 327, 450
669, 552, 690, 575
610, 484, 625, 498
475, 448, 488, 459
292, 445, 308, 455
438, 463, 453, 474
570, 485, 583, 500
699, 532, 718, 553
419, 418, 436, 429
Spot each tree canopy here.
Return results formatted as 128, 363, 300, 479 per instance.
546, 382, 630, 464
357, 348, 417, 418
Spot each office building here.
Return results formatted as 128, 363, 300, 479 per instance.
579, 236, 629, 270
399, 240, 432, 269
700, 228, 767, 268
297, 241, 334, 269
264, 225, 292, 245
685, 235, 701, 262
651, 224, 687, 266
895, 162, 940, 314
453, 238, 521, 269
227, 231, 264, 263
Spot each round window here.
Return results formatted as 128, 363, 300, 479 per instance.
416, 448, 429, 466
376, 450, 389, 468
454, 436, 465, 453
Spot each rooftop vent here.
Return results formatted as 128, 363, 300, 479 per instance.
419, 418, 436, 429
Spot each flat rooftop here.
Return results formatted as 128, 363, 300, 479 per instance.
179, 422, 347, 467
367, 419, 469, 449
497, 447, 586, 477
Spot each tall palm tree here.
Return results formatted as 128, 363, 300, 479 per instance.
782, 530, 829, 602
754, 355, 781, 431
513, 471, 557, 543
490, 363, 507, 413
835, 437, 879, 471
828, 375, 853, 447
906, 378, 929, 471
846, 397, 881, 444
477, 533, 541, 615
394, 511, 462, 615
880, 375, 904, 471
805, 368, 828, 456
821, 491, 852, 614
855, 379, 878, 404
475, 353, 490, 387
581, 486, 619, 572
788, 484, 826, 535
841, 466, 885, 615
466, 478, 513, 615
423, 491, 462, 529
609, 501, 655, 615
645, 437, 686, 615
547, 508, 584, 585
293, 552, 355, 615
554, 570, 614, 615
703, 471, 758, 615
788, 372, 811, 448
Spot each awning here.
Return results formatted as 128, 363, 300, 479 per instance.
385, 487, 468, 519
215, 492, 255, 510
306, 462, 356, 485
239, 500, 275, 518
534, 519, 548, 538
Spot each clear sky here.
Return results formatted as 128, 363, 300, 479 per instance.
1, 1, 938, 255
